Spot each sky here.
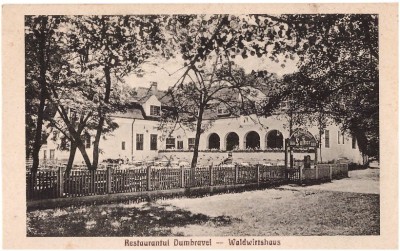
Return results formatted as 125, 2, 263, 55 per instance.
125, 53, 299, 90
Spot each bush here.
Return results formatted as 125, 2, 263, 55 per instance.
348, 162, 368, 171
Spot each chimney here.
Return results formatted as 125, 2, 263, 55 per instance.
150, 82, 157, 94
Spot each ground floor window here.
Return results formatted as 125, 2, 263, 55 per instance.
122, 141, 126, 150
177, 140, 184, 150
136, 134, 143, 150
352, 136, 357, 149
188, 138, 195, 150
226, 132, 239, 151
85, 133, 91, 148
208, 133, 220, 149
43, 150, 47, 159
150, 134, 157, 150
246, 131, 260, 149
49, 149, 55, 160
266, 130, 283, 149
166, 138, 176, 149
324, 130, 330, 148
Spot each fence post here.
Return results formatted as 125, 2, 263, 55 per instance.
180, 166, 185, 188
235, 165, 239, 184
147, 165, 152, 191
209, 165, 214, 186
57, 165, 65, 198
329, 164, 333, 181
106, 165, 112, 194
315, 164, 319, 180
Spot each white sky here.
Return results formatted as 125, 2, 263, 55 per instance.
125, 53, 299, 90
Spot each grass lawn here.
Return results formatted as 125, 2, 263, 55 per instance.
27, 182, 379, 236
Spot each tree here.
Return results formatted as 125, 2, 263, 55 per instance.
25, 16, 66, 174
162, 62, 276, 169
158, 14, 300, 169
275, 14, 378, 160
47, 15, 166, 170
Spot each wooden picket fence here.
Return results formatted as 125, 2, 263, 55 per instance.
26, 163, 348, 201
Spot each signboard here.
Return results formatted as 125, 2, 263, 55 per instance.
289, 129, 317, 148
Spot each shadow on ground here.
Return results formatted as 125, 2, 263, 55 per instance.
27, 202, 239, 237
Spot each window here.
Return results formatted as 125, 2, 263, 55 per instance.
324, 130, 330, 148
85, 135, 91, 148
136, 134, 143, 150
188, 138, 195, 150
352, 136, 357, 149
122, 141, 126, 150
217, 105, 229, 115
279, 101, 289, 111
342, 133, 345, 144
43, 150, 47, 159
50, 150, 55, 160
177, 140, 184, 150
150, 105, 161, 116
150, 134, 157, 150
166, 138, 175, 149
337, 131, 341, 144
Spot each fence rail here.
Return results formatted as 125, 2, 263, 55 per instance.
26, 163, 348, 201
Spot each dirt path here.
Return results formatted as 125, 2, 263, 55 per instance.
280, 168, 379, 194
160, 169, 379, 236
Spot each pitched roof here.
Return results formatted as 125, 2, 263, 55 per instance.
112, 101, 146, 119
132, 86, 172, 105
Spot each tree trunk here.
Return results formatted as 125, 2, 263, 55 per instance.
190, 104, 205, 187
76, 140, 93, 170
65, 141, 77, 175
31, 92, 46, 175
191, 109, 205, 169
92, 66, 112, 170
92, 116, 105, 170
31, 17, 49, 175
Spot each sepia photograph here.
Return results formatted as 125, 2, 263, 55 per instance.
2, 3, 398, 249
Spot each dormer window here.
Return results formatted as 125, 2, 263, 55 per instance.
217, 105, 229, 116
279, 101, 289, 111
150, 105, 161, 116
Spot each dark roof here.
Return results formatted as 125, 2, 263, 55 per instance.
111, 102, 145, 119
133, 87, 172, 105
113, 108, 145, 119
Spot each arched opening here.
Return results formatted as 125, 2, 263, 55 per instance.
266, 130, 284, 149
226, 132, 239, 151
245, 131, 260, 149
208, 133, 220, 149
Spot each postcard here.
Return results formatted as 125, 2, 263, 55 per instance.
2, 3, 398, 249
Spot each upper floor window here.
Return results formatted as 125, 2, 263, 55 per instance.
150, 105, 161, 116
279, 101, 289, 111
217, 105, 229, 115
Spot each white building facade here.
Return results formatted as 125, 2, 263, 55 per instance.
44, 83, 364, 166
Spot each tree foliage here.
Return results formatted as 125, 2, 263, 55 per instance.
25, 13, 379, 172
278, 14, 378, 160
